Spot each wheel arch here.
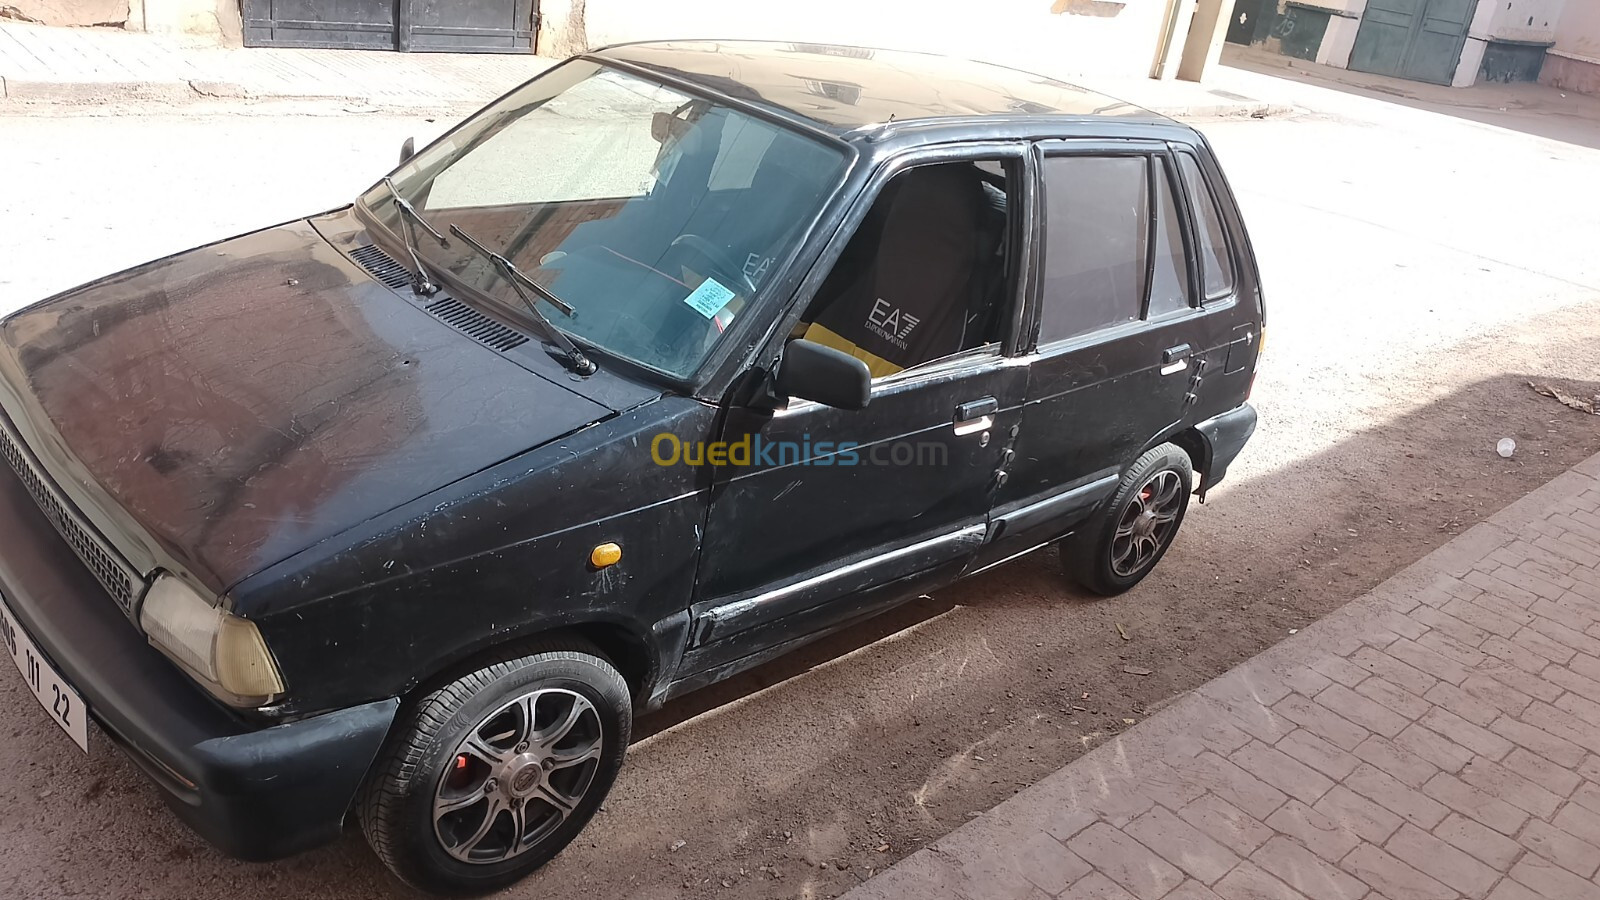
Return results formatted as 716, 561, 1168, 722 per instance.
1138, 427, 1211, 496
398, 616, 662, 714
1165, 427, 1212, 492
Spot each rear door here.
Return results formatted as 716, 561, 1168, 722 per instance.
978, 141, 1204, 567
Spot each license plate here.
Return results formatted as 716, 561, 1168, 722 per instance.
0, 595, 89, 753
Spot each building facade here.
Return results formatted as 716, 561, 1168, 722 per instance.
5, 0, 1240, 84
544, 0, 1228, 82
1227, 0, 1581, 89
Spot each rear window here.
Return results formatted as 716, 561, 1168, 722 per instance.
1177, 152, 1235, 299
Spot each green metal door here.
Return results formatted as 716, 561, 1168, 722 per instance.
1350, 0, 1475, 85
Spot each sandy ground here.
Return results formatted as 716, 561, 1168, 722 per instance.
1, 60, 1599, 899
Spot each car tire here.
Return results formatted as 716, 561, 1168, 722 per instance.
1064, 443, 1193, 596
359, 637, 631, 896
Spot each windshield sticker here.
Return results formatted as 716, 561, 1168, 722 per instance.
683, 278, 736, 319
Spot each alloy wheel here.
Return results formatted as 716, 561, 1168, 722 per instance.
1109, 468, 1184, 578
431, 688, 604, 864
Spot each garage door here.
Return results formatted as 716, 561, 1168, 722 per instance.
1349, 0, 1474, 85
242, 0, 538, 53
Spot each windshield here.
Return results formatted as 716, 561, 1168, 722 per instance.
359, 60, 848, 379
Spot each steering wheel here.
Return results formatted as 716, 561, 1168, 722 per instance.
664, 234, 758, 297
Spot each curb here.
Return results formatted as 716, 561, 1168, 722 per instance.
1146, 100, 1296, 120
0, 75, 464, 112
2, 78, 196, 103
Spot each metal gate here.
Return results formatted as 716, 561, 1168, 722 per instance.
1348, 0, 1474, 85
242, 0, 538, 53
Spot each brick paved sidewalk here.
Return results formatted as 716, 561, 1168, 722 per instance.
848, 452, 1600, 900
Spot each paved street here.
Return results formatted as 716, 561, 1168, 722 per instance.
1, 57, 1599, 900
849, 451, 1600, 900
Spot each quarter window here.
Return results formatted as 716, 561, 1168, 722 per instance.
1177, 152, 1236, 299
1038, 156, 1147, 344
1148, 157, 1191, 318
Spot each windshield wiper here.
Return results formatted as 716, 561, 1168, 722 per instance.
382, 176, 449, 296
448, 224, 597, 376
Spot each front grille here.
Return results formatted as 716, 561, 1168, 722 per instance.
0, 418, 142, 613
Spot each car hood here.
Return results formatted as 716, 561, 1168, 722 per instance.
0, 216, 616, 594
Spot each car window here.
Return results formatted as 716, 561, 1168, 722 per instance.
1148, 157, 1191, 318
1038, 155, 1147, 345
1177, 152, 1236, 299
797, 160, 1015, 380
707, 116, 779, 191
426, 70, 668, 207
364, 62, 847, 380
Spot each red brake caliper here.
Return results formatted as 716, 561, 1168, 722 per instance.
447, 753, 472, 789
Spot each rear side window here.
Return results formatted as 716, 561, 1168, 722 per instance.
1038, 156, 1147, 344
1177, 152, 1235, 299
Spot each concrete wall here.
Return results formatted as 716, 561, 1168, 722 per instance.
1550, 0, 1600, 60
546, 0, 1185, 81
5, 0, 239, 42
1542, 0, 1600, 95
6, 0, 129, 27
1318, 13, 1361, 68
1470, 0, 1564, 44
138, 0, 240, 42
1461, 0, 1565, 87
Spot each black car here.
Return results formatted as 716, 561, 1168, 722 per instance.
0, 40, 1261, 895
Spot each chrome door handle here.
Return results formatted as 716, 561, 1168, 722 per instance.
1160, 343, 1192, 376
954, 396, 997, 436
955, 397, 998, 421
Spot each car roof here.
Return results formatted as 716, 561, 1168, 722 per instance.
589, 40, 1173, 138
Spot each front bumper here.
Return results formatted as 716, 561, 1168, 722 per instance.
0, 461, 397, 861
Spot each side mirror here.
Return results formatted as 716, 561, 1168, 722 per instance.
776, 340, 871, 410
399, 136, 416, 165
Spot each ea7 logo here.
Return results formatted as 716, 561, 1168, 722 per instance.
867, 298, 921, 340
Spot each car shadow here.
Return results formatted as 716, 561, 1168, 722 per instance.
552, 370, 1599, 893
634, 370, 1600, 745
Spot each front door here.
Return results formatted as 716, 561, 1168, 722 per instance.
1349, 0, 1475, 84
679, 148, 1030, 678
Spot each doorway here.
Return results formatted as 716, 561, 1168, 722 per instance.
242, 0, 538, 52
1349, 0, 1475, 85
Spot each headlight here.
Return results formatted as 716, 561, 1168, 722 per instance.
139, 575, 286, 706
